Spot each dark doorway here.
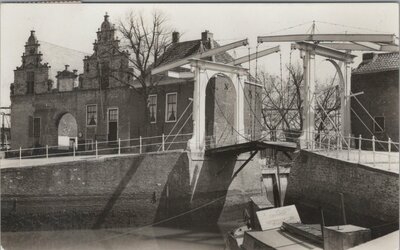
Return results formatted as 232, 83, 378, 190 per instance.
108, 108, 118, 143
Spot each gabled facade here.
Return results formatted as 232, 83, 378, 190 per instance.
10, 14, 263, 152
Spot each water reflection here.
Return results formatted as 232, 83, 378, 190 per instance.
2, 225, 229, 250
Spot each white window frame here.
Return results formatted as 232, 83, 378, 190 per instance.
165, 92, 178, 123
107, 107, 119, 140
148, 94, 157, 124
373, 116, 385, 133
86, 104, 97, 127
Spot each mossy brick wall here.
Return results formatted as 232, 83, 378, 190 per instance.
1, 152, 190, 231
1, 151, 263, 232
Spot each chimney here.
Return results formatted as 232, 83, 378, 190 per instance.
172, 31, 180, 43
201, 30, 213, 43
65, 65, 70, 71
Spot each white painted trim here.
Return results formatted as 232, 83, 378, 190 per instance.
148, 94, 158, 124
165, 92, 178, 123
107, 107, 119, 139
86, 104, 97, 127
167, 71, 195, 79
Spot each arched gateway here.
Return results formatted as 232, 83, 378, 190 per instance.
205, 74, 237, 148
188, 59, 248, 153
57, 113, 78, 149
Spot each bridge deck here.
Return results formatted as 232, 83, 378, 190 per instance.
205, 140, 297, 156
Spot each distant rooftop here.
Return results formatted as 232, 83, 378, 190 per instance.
155, 30, 235, 69
353, 52, 399, 75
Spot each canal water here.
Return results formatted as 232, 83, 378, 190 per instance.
1, 223, 239, 250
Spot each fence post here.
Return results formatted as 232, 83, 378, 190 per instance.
358, 135, 362, 163
46, 145, 49, 159
336, 136, 339, 158
388, 138, 391, 170
319, 134, 322, 149
19, 147, 22, 167
347, 134, 351, 161
311, 133, 315, 151
95, 140, 98, 158
372, 136, 375, 167
327, 137, 331, 155
73, 142, 76, 159
139, 136, 142, 154
162, 133, 165, 152
118, 138, 121, 155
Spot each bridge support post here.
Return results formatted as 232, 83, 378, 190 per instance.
188, 64, 207, 153
341, 62, 352, 138
300, 49, 316, 149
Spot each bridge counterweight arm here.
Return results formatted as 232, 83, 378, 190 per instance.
151, 39, 249, 75
228, 46, 280, 66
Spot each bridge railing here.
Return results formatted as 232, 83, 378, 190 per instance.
1, 133, 193, 168
264, 129, 399, 170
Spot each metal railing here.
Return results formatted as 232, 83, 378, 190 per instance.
2, 128, 398, 171
2, 133, 193, 168
263, 128, 399, 170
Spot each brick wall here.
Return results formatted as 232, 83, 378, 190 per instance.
10, 87, 133, 148
1, 151, 263, 231
351, 70, 399, 148
285, 150, 399, 238
13, 66, 51, 96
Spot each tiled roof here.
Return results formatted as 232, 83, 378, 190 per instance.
353, 52, 399, 74
155, 39, 235, 68
56, 69, 78, 79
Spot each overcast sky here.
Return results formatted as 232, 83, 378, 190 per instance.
1, 3, 398, 107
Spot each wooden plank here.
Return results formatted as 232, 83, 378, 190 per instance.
228, 46, 280, 65
256, 205, 301, 231
319, 43, 399, 52
292, 42, 356, 62
282, 222, 323, 246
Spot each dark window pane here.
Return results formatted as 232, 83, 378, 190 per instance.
374, 117, 384, 132
87, 105, 97, 126
148, 95, 157, 123
33, 118, 40, 138
166, 93, 177, 122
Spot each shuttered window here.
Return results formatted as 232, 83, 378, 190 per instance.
28, 116, 33, 137
33, 117, 40, 138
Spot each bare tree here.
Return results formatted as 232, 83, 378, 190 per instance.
314, 79, 341, 140
259, 63, 303, 140
108, 10, 172, 129
259, 62, 340, 141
